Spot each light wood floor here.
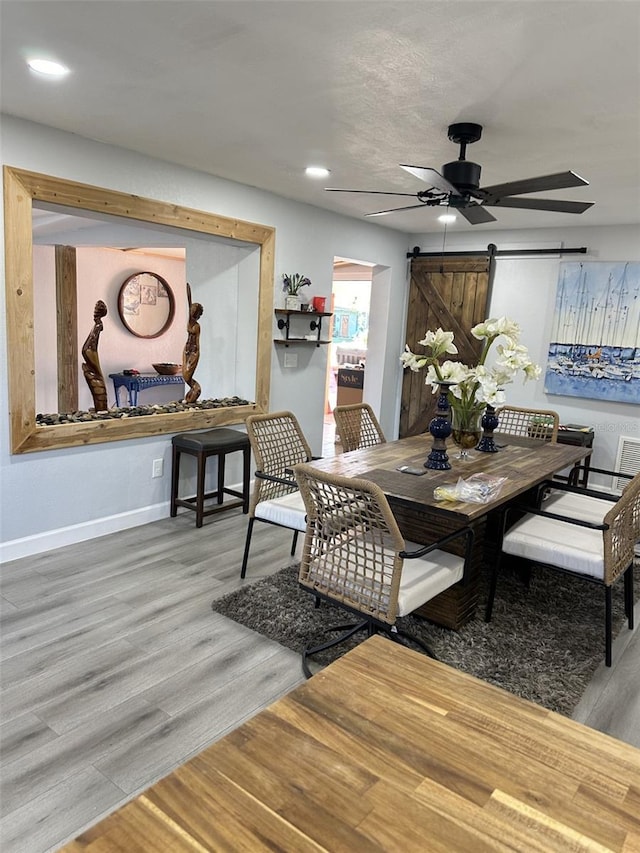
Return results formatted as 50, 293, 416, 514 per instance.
1, 507, 638, 853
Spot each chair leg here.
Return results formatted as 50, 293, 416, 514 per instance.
291, 529, 299, 556
605, 585, 612, 667
624, 565, 634, 629
389, 626, 437, 660
240, 518, 255, 579
302, 620, 368, 678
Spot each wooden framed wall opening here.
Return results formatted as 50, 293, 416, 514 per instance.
3, 166, 274, 453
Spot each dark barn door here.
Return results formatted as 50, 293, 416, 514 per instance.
399, 254, 494, 438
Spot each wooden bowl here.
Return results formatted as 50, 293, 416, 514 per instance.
152, 362, 182, 375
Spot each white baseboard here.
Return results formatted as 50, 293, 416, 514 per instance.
0, 503, 170, 564
0, 477, 249, 564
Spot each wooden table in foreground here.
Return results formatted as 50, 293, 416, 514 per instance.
309, 435, 592, 628
61, 636, 640, 852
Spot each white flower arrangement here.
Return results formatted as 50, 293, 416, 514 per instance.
401, 317, 541, 412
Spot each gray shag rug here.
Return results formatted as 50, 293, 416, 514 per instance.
212, 561, 638, 717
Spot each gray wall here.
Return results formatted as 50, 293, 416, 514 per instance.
409, 225, 640, 477
0, 116, 410, 559
2, 115, 638, 560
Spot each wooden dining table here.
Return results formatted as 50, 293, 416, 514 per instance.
60, 635, 640, 852
308, 435, 592, 628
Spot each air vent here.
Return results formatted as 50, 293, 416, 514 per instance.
613, 436, 640, 492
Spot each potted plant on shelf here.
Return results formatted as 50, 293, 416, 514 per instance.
282, 273, 311, 310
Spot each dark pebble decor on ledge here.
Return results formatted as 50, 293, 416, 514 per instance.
36, 396, 253, 426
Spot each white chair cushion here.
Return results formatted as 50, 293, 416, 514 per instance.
502, 514, 604, 579
543, 490, 612, 525
255, 490, 307, 531
303, 536, 464, 619
397, 540, 464, 616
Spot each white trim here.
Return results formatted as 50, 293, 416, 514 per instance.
0, 503, 170, 563
0, 477, 250, 563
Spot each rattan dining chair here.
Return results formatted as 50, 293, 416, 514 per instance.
544, 467, 639, 538
333, 403, 386, 453
240, 411, 313, 578
485, 470, 640, 666
494, 405, 560, 442
294, 462, 474, 677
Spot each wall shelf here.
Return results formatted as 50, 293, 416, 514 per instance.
274, 309, 332, 347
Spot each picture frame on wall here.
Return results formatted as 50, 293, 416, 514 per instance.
140, 281, 157, 305
545, 260, 640, 404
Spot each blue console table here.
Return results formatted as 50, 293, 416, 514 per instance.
109, 373, 184, 407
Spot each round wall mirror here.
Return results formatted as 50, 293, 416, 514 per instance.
117, 271, 175, 338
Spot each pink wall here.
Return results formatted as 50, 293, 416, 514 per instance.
34, 246, 187, 412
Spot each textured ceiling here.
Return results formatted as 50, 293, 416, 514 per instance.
1, 0, 639, 234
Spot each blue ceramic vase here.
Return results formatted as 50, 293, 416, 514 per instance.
476, 404, 500, 453
425, 382, 454, 470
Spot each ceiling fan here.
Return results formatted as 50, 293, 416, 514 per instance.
325, 123, 594, 224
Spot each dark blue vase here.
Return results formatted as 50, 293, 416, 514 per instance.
476, 404, 500, 453
425, 382, 453, 469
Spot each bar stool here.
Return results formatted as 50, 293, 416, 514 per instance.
170, 428, 251, 528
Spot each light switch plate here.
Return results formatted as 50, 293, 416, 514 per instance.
283, 352, 298, 368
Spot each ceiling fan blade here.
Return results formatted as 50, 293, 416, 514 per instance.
457, 203, 497, 225
365, 203, 430, 217
485, 197, 594, 214
400, 165, 458, 196
481, 170, 589, 199
325, 188, 418, 197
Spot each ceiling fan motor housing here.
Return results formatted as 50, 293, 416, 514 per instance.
325, 118, 592, 222
442, 159, 482, 194
447, 122, 483, 146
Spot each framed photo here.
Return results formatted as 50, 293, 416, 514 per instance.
122, 276, 140, 315
140, 282, 157, 305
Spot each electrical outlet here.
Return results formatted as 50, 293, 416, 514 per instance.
152, 458, 164, 478
283, 352, 298, 368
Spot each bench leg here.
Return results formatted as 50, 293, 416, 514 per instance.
170, 446, 180, 517
217, 452, 225, 505
242, 445, 250, 514
196, 452, 207, 528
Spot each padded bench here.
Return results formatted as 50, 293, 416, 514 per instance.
170, 428, 250, 528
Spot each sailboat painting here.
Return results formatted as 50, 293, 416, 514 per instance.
545, 261, 640, 404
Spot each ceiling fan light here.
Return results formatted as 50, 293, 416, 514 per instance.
305, 166, 330, 179
438, 213, 457, 223
27, 58, 69, 77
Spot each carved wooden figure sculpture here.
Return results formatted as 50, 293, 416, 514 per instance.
182, 283, 203, 404
81, 300, 109, 411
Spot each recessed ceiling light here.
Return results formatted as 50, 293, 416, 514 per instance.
438, 213, 457, 224
27, 58, 69, 77
305, 166, 330, 179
